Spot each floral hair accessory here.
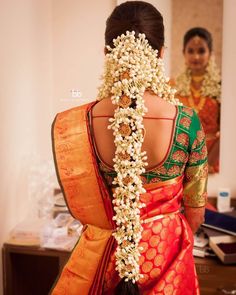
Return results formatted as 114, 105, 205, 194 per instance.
98, 31, 180, 283
175, 55, 221, 99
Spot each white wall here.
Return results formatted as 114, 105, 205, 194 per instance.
0, 1, 53, 293
52, 0, 116, 112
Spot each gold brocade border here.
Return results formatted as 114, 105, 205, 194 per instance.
50, 224, 113, 295
143, 175, 183, 190
52, 103, 111, 229
111, 175, 183, 194
183, 162, 208, 207
142, 209, 179, 224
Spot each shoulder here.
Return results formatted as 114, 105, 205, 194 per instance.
177, 106, 201, 140
52, 101, 96, 135
178, 105, 195, 118
53, 101, 96, 124
52, 101, 96, 140
179, 106, 201, 129
57, 101, 96, 118
92, 98, 115, 117
183, 108, 204, 147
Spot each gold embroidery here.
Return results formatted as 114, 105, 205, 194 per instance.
182, 107, 193, 117
189, 151, 201, 164
201, 164, 208, 179
197, 129, 205, 143
192, 139, 198, 149
176, 133, 189, 147
185, 166, 207, 181
184, 192, 207, 207
152, 165, 167, 175
192, 129, 205, 150
149, 177, 162, 183
201, 146, 208, 160
172, 150, 187, 163
179, 117, 191, 129
167, 165, 181, 176
183, 162, 208, 207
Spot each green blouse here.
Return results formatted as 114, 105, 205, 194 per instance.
94, 106, 208, 208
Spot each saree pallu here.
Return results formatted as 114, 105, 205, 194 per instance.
51, 103, 114, 295
51, 103, 199, 295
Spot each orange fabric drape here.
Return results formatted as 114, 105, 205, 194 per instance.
51, 103, 115, 294
52, 103, 113, 229
51, 103, 199, 295
51, 225, 113, 295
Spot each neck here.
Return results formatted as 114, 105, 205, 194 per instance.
191, 69, 206, 76
191, 74, 204, 83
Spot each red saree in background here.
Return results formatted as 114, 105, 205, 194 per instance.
51, 102, 199, 295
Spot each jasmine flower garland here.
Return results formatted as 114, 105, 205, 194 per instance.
98, 31, 181, 283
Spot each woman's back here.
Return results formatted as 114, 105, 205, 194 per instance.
91, 91, 177, 170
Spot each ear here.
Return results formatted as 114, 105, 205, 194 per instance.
159, 46, 165, 58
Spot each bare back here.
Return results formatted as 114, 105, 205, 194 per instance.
91, 91, 177, 170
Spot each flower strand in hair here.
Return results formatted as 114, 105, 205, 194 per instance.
98, 31, 181, 283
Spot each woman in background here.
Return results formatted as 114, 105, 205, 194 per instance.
51, 2, 208, 294
175, 27, 221, 173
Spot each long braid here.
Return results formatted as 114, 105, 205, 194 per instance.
98, 31, 180, 292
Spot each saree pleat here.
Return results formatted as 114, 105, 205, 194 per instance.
89, 235, 115, 295
51, 225, 112, 295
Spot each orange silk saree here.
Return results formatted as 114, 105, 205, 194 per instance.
51, 103, 199, 295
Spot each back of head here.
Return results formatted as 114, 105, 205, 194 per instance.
183, 27, 213, 52
105, 1, 164, 55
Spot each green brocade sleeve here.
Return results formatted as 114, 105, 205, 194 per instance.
183, 110, 208, 207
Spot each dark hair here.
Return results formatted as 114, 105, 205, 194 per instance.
183, 27, 213, 52
105, 1, 164, 55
